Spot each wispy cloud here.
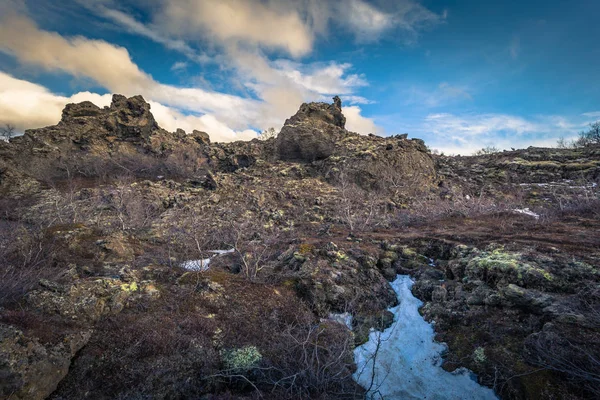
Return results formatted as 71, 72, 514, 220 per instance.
582, 111, 600, 118
95, 5, 214, 64
422, 112, 590, 154
405, 82, 472, 107
170, 62, 188, 72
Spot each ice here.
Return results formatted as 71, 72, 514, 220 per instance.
180, 248, 235, 271
353, 275, 497, 400
180, 258, 212, 271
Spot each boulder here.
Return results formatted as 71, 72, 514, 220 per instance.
191, 129, 211, 145
275, 96, 348, 162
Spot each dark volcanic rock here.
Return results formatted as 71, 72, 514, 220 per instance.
274, 97, 437, 192
275, 96, 348, 162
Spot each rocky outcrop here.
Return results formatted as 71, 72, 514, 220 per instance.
275, 97, 436, 191
275, 96, 349, 162
0, 324, 91, 400
0, 95, 216, 188
436, 145, 600, 198
12, 94, 162, 152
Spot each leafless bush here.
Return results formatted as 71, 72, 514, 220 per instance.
98, 179, 163, 232
53, 300, 221, 398
546, 178, 600, 216
395, 186, 526, 227
0, 123, 16, 141
335, 169, 390, 232
213, 300, 358, 399
0, 221, 57, 305
26, 147, 206, 189
474, 145, 500, 155
225, 220, 297, 280
524, 329, 600, 398
256, 319, 357, 398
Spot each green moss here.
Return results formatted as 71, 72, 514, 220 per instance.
221, 346, 262, 371
466, 247, 555, 284
473, 347, 486, 363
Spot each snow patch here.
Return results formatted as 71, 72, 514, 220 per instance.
180, 258, 212, 271
353, 275, 497, 400
180, 249, 235, 271
325, 312, 353, 330
512, 208, 540, 219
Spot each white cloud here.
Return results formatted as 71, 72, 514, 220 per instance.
341, 95, 375, 105
147, 101, 258, 141
0, 11, 262, 129
425, 113, 539, 136
0, 12, 152, 94
273, 60, 368, 95
0, 71, 112, 130
96, 6, 212, 63
89, 0, 442, 56
344, 106, 380, 134
340, 0, 395, 41
0, 71, 258, 142
509, 36, 520, 60
158, 0, 314, 57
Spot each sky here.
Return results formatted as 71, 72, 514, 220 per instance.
0, 0, 599, 154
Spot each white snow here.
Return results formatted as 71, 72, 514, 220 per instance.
512, 208, 540, 219
326, 312, 353, 330
180, 249, 235, 271
209, 249, 235, 255
519, 181, 598, 190
180, 258, 212, 271
353, 275, 497, 400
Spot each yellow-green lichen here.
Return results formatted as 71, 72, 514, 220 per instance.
120, 282, 138, 292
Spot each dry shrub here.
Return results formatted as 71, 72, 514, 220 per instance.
161, 207, 297, 279
522, 282, 600, 398
0, 220, 60, 306
211, 279, 358, 399
394, 185, 529, 227
333, 169, 392, 233
27, 147, 206, 189
53, 276, 358, 399
97, 179, 164, 233
0, 309, 82, 345
524, 327, 600, 398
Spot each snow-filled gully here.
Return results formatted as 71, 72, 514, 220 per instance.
353, 275, 497, 400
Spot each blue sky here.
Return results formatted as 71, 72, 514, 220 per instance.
0, 0, 598, 153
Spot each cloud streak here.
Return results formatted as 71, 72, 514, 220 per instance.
422, 112, 591, 154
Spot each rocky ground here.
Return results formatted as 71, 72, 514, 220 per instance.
0, 95, 598, 400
